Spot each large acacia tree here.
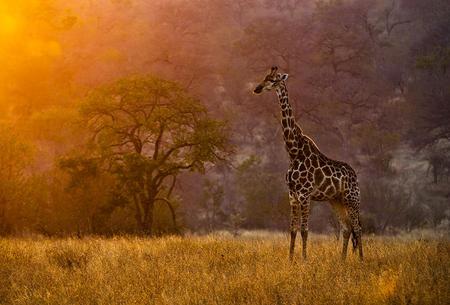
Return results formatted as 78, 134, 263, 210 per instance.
81, 76, 230, 234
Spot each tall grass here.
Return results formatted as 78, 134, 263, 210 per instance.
0, 233, 448, 305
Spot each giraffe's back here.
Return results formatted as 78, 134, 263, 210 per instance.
309, 157, 359, 202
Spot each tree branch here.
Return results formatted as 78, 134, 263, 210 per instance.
153, 124, 165, 160
158, 142, 198, 164
154, 197, 178, 230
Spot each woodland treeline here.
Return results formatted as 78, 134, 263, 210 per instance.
0, 0, 449, 236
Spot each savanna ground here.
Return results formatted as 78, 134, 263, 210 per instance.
0, 232, 449, 305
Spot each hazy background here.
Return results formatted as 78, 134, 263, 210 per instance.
0, 0, 449, 236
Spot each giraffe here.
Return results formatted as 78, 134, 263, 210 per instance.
253, 66, 363, 260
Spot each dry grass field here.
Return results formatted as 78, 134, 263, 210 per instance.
0, 232, 449, 305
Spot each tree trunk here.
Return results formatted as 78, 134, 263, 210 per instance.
133, 194, 145, 234
142, 197, 155, 235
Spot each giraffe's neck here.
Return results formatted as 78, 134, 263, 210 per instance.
276, 82, 303, 159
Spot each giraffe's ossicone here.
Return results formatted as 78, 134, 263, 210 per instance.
253, 66, 363, 261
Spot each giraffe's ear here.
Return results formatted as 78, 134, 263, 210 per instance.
270, 66, 278, 75
280, 73, 289, 81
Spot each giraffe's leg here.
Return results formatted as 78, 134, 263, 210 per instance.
300, 197, 310, 260
350, 211, 363, 260
289, 192, 300, 261
344, 197, 363, 261
331, 200, 351, 259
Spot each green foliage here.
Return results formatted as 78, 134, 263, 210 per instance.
81, 75, 230, 170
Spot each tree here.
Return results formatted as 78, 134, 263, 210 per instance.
235, 156, 288, 229
200, 179, 226, 232
80, 75, 230, 235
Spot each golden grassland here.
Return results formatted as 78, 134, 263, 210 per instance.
0, 232, 449, 305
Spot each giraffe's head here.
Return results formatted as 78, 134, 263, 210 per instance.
253, 66, 289, 94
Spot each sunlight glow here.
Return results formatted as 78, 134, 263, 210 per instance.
0, 15, 21, 36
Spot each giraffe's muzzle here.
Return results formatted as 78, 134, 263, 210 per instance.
253, 85, 263, 94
